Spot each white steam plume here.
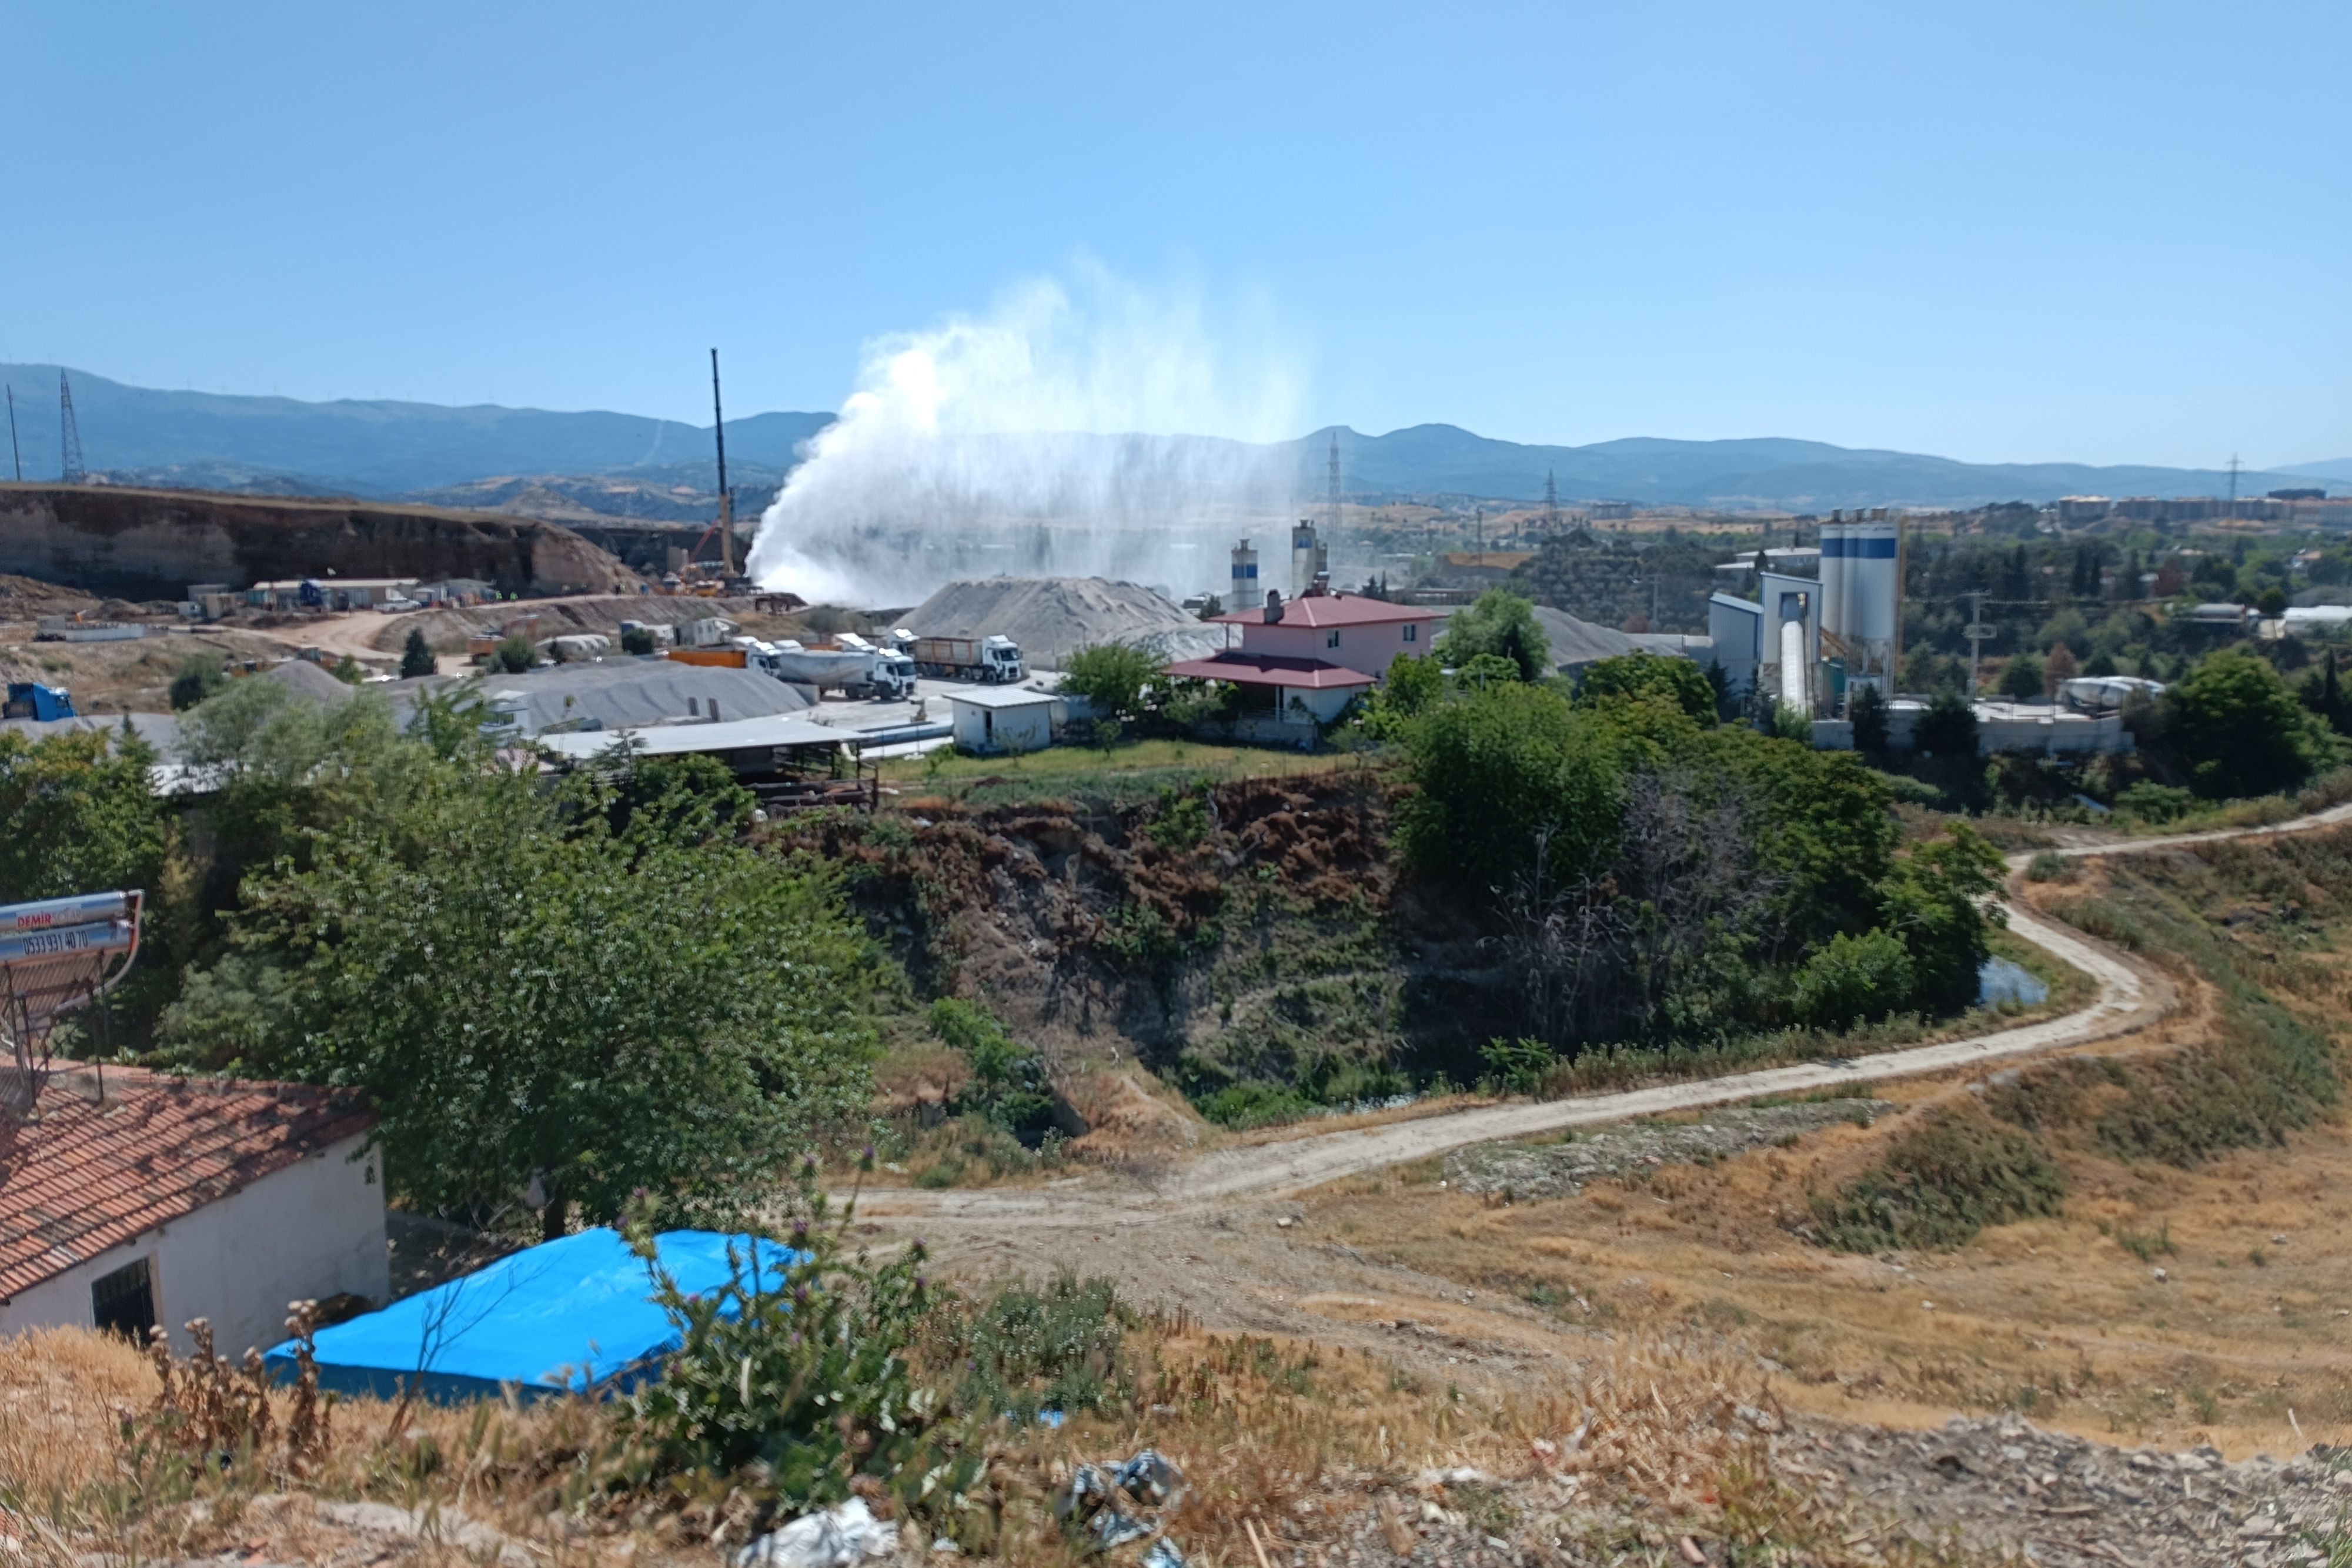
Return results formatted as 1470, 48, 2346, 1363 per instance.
747, 266, 1308, 607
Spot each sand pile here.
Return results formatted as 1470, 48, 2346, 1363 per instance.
904, 577, 1225, 670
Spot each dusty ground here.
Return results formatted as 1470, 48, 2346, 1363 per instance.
847, 808, 2352, 1563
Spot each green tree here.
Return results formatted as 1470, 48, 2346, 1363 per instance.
1915, 690, 1979, 759
1792, 928, 1916, 1029
2165, 647, 2331, 798
206, 761, 873, 1237
619, 624, 659, 656
598, 748, 757, 843
1439, 590, 1551, 681
1875, 826, 2006, 1011
168, 655, 228, 711
2257, 585, 2288, 617
0, 730, 165, 903
1381, 652, 1444, 717
1194, 594, 1224, 621
1576, 652, 1715, 723
399, 627, 436, 679
1997, 652, 2045, 701
1396, 680, 1623, 891
492, 634, 536, 673
1849, 683, 1890, 754
1060, 643, 1162, 726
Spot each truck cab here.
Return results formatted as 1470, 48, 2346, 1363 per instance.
981, 636, 1024, 683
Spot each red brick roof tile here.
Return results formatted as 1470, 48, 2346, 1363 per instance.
0, 1067, 374, 1299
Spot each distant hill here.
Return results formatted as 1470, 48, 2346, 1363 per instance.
1288, 425, 2338, 511
0, 364, 2334, 514
0, 363, 830, 494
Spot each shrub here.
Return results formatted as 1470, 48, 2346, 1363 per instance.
1809, 1104, 2064, 1251
2024, 851, 2072, 882
1196, 1082, 1319, 1128
491, 634, 536, 673
620, 625, 659, 656
929, 999, 1055, 1144
1481, 1036, 1554, 1095
2116, 781, 2194, 824
931, 1271, 1131, 1424
1997, 653, 2045, 702
621, 1172, 951, 1512
1790, 928, 1916, 1029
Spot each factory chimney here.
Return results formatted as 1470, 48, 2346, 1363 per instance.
1291, 520, 1320, 599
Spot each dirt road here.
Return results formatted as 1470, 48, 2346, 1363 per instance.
894, 800, 2352, 1225
863, 799, 2352, 1368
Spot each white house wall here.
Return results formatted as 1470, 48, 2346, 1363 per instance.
0, 1132, 390, 1357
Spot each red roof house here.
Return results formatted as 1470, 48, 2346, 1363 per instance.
0, 1066, 387, 1356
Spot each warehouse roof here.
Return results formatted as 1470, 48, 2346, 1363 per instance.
532, 714, 851, 760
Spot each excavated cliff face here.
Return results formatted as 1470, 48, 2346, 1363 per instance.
0, 484, 634, 599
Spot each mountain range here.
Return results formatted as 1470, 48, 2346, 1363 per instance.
1, 362, 2340, 513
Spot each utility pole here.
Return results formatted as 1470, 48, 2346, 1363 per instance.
1964, 590, 1993, 697
58, 371, 85, 483
5, 386, 19, 482
1544, 469, 1559, 534
709, 349, 733, 578
2226, 453, 2241, 519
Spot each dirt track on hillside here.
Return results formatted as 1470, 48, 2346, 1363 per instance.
860, 800, 2352, 1382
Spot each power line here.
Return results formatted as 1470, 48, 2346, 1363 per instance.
58, 371, 85, 483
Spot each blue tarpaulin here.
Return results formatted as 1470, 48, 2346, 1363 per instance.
263, 1227, 798, 1401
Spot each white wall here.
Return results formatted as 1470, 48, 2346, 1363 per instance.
951, 700, 1056, 754
0, 1132, 390, 1357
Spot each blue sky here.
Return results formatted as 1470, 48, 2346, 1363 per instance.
9, 1, 2347, 467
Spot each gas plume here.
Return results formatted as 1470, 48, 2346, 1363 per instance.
746, 266, 1307, 607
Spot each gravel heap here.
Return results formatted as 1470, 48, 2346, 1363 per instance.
1444, 1099, 1897, 1199
903, 576, 1225, 670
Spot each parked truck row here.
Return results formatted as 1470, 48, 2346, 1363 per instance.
637, 620, 1027, 701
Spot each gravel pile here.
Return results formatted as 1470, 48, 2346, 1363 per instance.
903, 576, 1225, 669
1444, 1099, 1897, 1199
1786, 1416, 2352, 1567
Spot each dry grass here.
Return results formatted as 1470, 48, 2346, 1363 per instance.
2, 1312, 1976, 1567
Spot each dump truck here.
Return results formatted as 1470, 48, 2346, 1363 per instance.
669, 641, 913, 700
762, 641, 914, 701
894, 631, 1024, 684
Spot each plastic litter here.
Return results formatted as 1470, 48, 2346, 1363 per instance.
1112, 1449, 1182, 1506
733, 1497, 896, 1567
1056, 1448, 1191, 1557
1089, 1510, 1154, 1549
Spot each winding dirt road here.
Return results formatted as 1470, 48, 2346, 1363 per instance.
883, 799, 2352, 1229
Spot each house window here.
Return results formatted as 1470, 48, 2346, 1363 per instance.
91, 1258, 156, 1342
1404, 624, 1418, 643
1325, 630, 1341, 649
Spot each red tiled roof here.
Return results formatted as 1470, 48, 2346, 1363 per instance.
0, 1067, 374, 1299
1162, 653, 1377, 691
1210, 593, 1436, 629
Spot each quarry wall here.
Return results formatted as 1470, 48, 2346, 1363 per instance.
0, 483, 634, 600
